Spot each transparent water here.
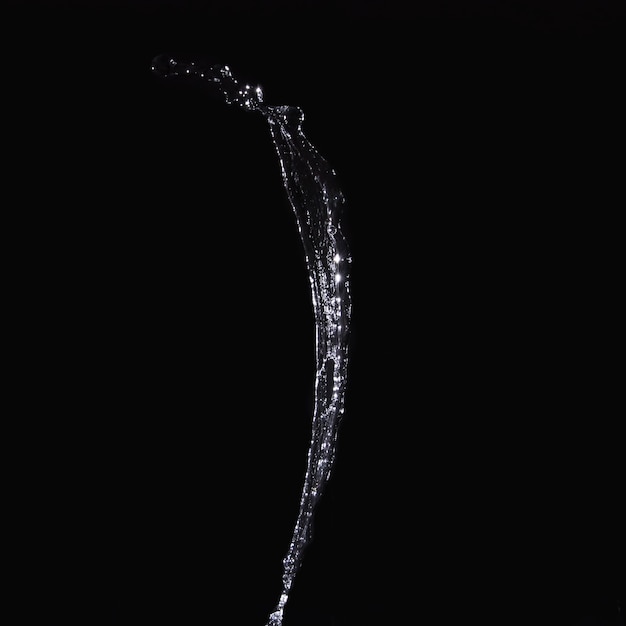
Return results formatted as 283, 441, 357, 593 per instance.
151, 55, 352, 626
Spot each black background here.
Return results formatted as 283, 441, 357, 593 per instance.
6, 1, 624, 625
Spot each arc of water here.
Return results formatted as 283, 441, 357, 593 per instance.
151, 56, 352, 626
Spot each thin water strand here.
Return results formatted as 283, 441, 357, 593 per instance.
264, 104, 351, 626
151, 56, 351, 626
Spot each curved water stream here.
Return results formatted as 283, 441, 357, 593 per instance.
151, 56, 352, 626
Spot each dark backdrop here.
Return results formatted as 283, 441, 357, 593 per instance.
6, 2, 624, 625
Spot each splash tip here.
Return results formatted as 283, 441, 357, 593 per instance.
150, 54, 177, 77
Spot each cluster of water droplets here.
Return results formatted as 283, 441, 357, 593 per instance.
151, 54, 266, 112
151, 55, 352, 626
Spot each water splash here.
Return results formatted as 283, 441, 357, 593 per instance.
151, 55, 352, 625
